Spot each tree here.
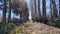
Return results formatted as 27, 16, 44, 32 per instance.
51, 0, 58, 18
20, 2, 29, 23
0, 0, 3, 10
59, 0, 60, 17
50, 0, 53, 18
8, 0, 11, 22
30, 0, 35, 20
31, 0, 39, 21
11, 0, 29, 23
38, 0, 41, 19
34, 0, 36, 13
42, 0, 46, 18
3, 0, 7, 22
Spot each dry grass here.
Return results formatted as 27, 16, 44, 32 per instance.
9, 20, 60, 34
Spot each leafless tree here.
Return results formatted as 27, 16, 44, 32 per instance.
8, 0, 11, 22
3, 0, 7, 22
42, 0, 46, 18
38, 0, 41, 19
11, 0, 29, 23
30, 0, 35, 20
59, 0, 60, 17
51, 0, 58, 18
50, 0, 53, 18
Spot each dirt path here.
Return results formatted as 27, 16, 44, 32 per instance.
21, 21, 60, 34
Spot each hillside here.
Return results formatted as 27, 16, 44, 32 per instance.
9, 20, 60, 34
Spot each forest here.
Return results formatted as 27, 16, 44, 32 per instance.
0, 0, 60, 34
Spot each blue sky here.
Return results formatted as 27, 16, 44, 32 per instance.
0, 0, 59, 19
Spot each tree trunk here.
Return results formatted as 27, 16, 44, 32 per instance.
3, 0, 7, 22
8, 0, 11, 23
34, 0, 37, 19
51, 0, 58, 18
30, 0, 34, 20
50, 0, 53, 18
42, 0, 46, 18
38, 0, 41, 18
34, 0, 36, 13
59, 0, 60, 17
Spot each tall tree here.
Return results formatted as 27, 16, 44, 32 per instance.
3, 0, 7, 22
11, 0, 29, 23
50, 0, 53, 18
42, 0, 46, 18
21, 2, 29, 22
8, 0, 11, 22
51, 0, 58, 18
34, 0, 38, 19
38, 0, 41, 18
0, 0, 3, 10
30, 0, 34, 20
59, 0, 60, 17
34, 0, 36, 13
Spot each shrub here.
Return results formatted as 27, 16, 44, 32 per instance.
54, 18, 60, 28
8, 23, 30, 34
8, 26, 22, 34
0, 22, 15, 34
50, 18, 60, 28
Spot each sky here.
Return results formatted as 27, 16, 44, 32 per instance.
0, 0, 59, 19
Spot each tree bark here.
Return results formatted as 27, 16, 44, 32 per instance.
51, 0, 58, 18
34, 0, 36, 13
3, 0, 7, 22
30, 0, 34, 20
50, 0, 53, 18
59, 0, 60, 17
8, 0, 11, 23
42, 0, 46, 18
38, 0, 41, 18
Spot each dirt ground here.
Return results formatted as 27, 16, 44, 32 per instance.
20, 20, 60, 34
9, 20, 60, 34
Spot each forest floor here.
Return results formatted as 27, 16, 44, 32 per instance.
9, 20, 60, 34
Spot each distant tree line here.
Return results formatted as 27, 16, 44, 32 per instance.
0, 0, 60, 24
0, 0, 29, 23
30, 0, 59, 23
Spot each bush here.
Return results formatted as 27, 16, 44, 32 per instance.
8, 23, 30, 34
8, 26, 22, 34
50, 18, 60, 28
0, 22, 15, 34
54, 18, 60, 28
